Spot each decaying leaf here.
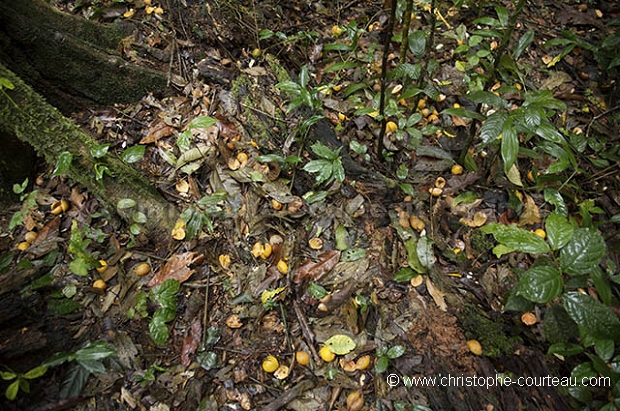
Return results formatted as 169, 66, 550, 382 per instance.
140, 121, 174, 144
459, 211, 488, 227
324, 334, 356, 355
518, 194, 541, 226
426, 277, 447, 311
147, 251, 202, 288
293, 250, 341, 284
181, 319, 202, 367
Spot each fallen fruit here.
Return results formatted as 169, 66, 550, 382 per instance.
308, 237, 323, 250
409, 215, 425, 232
251, 48, 262, 58
355, 355, 371, 370
451, 164, 464, 175
429, 187, 443, 197
51, 199, 69, 215
262, 355, 279, 373
385, 121, 398, 134
295, 350, 310, 366
521, 312, 537, 326
331, 25, 343, 36
534, 229, 546, 239
17, 241, 30, 251
346, 390, 364, 411
277, 260, 288, 274
96, 260, 108, 274
319, 345, 336, 362
136, 263, 151, 276
341, 359, 357, 373
434, 176, 446, 189
271, 199, 283, 211
24, 231, 38, 243
93, 279, 107, 290
251, 242, 264, 258
273, 364, 290, 380
261, 243, 273, 259
467, 339, 482, 355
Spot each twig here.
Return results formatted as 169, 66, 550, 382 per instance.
257, 380, 315, 411
586, 105, 620, 138
377, 0, 398, 158
202, 266, 211, 346
293, 300, 320, 363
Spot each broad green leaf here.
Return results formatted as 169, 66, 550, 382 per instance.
341, 248, 366, 262
394, 267, 416, 282
481, 223, 550, 254
69, 257, 89, 277
151, 279, 180, 307
408, 30, 426, 57
516, 266, 563, 303
59, 363, 90, 399
332, 158, 345, 183
544, 188, 568, 216
405, 238, 425, 273
559, 228, 605, 275
536, 122, 565, 144
375, 356, 389, 373
315, 163, 333, 185
440, 107, 485, 121
495, 5, 509, 26
514, 30, 534, 59
75, 342, 116, 362
6, 380, 19, 400
299, 65, 309, 88
90, 143, 110, 159
324, 61, 359, 73
501, 119, 518, 172
132, 211, 147, 224
417, 236, 435, 268
544, 304, 579, 343
453, 191, 479, 206
563, 292, 620, 340
335, 224, 349, 250
524, 89, 566, 110
1, 371, 16, 380
594, 339, 615, 362
121, 145, 145, 163
117, 198, 137, 209
52, 151, 73, 176
310, 142, 339, 160
323, 42, 354, 52
149, 314, 170, 345
480, 111, 508, 145
547, 342, 583, 356
303, 159, 331, 174
569, 363, 596, 402
188, 115, 218, 129
467, 91, 508, 109
196, 351, 219, 370
591, 267, 612, 305
386, 345, 406, 359
43, 351, 77, 367
308, 282, 328, 299
399, 183, 414, 196
23, 366, 47, 380
324, 334, 356, 355
545, 212, 574, 250
76, 359, 105, 374
0, 77, 15, 90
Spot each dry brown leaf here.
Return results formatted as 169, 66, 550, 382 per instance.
293, 250, 341, 284
181, 319, 202, 367
425, 277, 447, 311
140, 121, 174, 144
518, 194, 541, 226
147, 251, 202, 288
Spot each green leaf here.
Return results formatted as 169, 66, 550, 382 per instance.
591, 267, 612, 306
303, 159, 332, 174
59, 363, 90, 399
563, 292, 620, 340
536, 122, 565, 144
516, 266, 563, 303
308, 282, 328, 300
43, 351, 77, 367
324, 334, 356, 355
299, 65, 309, 88
544, 189, 568, 216
188, 115, 218, 129
375, 356, 389, 373
0, 77, 15, 90
52, 152, 73, 177
6, 379, 19, 400
310, 142, 339, 160
440, 107, 485, 120
480, 111, 508, 145
121, 145, 145, 163
480, 223, 550, 254
467, 91, 509, 109
151, 279, 180, 308
149, 314, 170, 345
408, 30, 426, 57
559, 228, 605, 275
594, 339, 615, 362
77, 359, 105, 374
332, 158, 345, 183
501, 119, 518, 172
417, 236, 435, 268
69, 257, 89, 277
1, 371, 16, 381
335, 224, 349, 250
386, 345, 406, 359
23, 366, 47, 380
453, 191, 479, 206
196, 351, 219, 370
514, 30, 534, 59
341, 248, 366, 262
324, 61, 359, 73
544, 304, 579, 343
394, 267, 417, 282
132, 211, 147, 224
547, 342, 583, 357
405, 238, 426, 274
117, 198, 137, 209
90, 143, 110, 159
257, 154, 285, 163
75, 342, 116, 362
545, 212, 574, 250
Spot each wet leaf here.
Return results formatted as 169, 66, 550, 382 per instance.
417, 236, 435, 268
545, 212, 574, 250
196, 351, 219, 370
52, 151, 73, 177
405, 238, 425, 274
121, 145, 145, 164
341, 248, 366, 262
481, 223, 549, 255
324, 334, 356, 355
559, 228, 605, 276
90, 143, 110, 159
188, 115, 218, 129
293, 250, 341, 284
386, 345, 406, 359
117, 198, 136, 209
516, 266, 563, 303
563, 292, 620, 340
148, 252, 202, 288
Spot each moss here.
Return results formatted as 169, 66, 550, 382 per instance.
459, 305, 520, 357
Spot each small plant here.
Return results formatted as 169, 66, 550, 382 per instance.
131, 278, 180, 345
179, 191, 227, 240
302, 142, 345, 186
1, 365, 47, 401
8, 179, 37, 230
116, 198, 147, 235
67, 220, 101, 276
375, 344, 406, 373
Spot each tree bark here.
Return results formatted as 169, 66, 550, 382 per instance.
0, 63, 178, 247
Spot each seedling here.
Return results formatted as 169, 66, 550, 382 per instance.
375, 344, 406, 373
1, 365, 47, 401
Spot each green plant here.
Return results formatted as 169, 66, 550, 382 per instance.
1, 365, 47, 401
302, 142, 345, 186
42, 341, 116, 399
117, 198, 147, 235
180, 191, 227, 240
375, 344, 406, 374
8, 179, 37, 230
67, 220, 101, 276
481, 212, 619, 409
131, 279, 180, 345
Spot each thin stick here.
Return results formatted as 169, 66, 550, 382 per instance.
293, 300, 320, 362
202, 267, 211, 346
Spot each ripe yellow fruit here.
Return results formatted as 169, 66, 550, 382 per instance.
251, 242, 264, 258
262, 355, 279, 373
346, 390, 364, 411
51, 199, 69, 215
296, 351, 310, 366
521, 312, 537, 326
251, 48, 262, 58
467, 339, 482, 355
277, 260, 288, 274
273, 364, 290, 380
237, 152, 249, 164
453, 102, 461, 109
261, 243, 273, 259
136, 263, 151, 276
409, 215, 425, 232
271, 199, 283, 211
24, 231, 38, 243
17, 241, 30, 251
429, 187, 443, 197
93, 279, 107, 290
434, 176, 446, 189
451, 164, 464, 175
308, 237, 323, 250
319, 345, 336, 362
534, 229, 546, 239
385, 121, 398, 134
96, 260, 108, 274
331, 25, 343, 36
355, 355, 371, 370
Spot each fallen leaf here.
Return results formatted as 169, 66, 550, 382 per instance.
140, 121, 174, 144
518, 194, 541, 226
426, 277, 447, 311
293, 250, 341, 284
147, 252, 202, 288
181, 319, 202, 367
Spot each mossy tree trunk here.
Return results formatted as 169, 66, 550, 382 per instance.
0, 63, 178, 247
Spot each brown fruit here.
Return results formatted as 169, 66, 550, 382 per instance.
521, 312, 537, 326
467, 339, 482, 355
295, 350, 310, 366
93, 279, 107, 290
346, 390, 364, 411
136, 263, 151, 276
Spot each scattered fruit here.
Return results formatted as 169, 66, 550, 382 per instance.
429, 187, 443, 197
534, 229, 546, 239
277, 260, 288, 274
251, 48, 262, 58
453, 102, 461, 109
296, 350, 310, 366
219, 254, 231, 269
398, 211, 411, 229
409, 215, 425, 232
308, 237, 323, 250
341, 359, 357, 372
319, 345, 336, 362
17, 241, 30, 251
385, 121, 398, 134
467, 339, 482, 355
96, 260, 108, 274
136, 263, 151, 276
227, 157, 241, 170
271, 198, 283, 211
237, 152, 249, 164
434, 177, 446, 189
273, 364, 290, 380
417, 98, 427, 110
355, 355, 371, 370
93, 279, 107, 290
346, 390, 364, 411
51, 199, 69, 215
251, 242, 264, 258
226, 314, 243, 329
331, 25, 343, 36
451, 164, 464, 175
521, 312, 537, 326
172, 220, 186, 240
24, 231, 38, 243
154, 6, 164, 15
262, 355, 279, 373
410, 275, 424, 287
261, 243, 273, 259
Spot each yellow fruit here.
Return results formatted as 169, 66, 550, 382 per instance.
93, 279, 107, 290
251, 48, 262, 58
24, 231, 38, 243
451, 164, 464, 175
17, 241, 30, 251
331, 25, 343, 36
172, 220, 186, 240
332, 85, 343, 92
96, 260, 108, 274
51, 199, 69, 215
429, 187, 443, 197
346, 390, 364, 411
521, 312, 537, 326
434, 177, 446, 189
453, 102, 461, 109
218, 254, 231, 269
467, 339, 482, 355
261, 243, 273, 259
251, 242, 264, 258
277, 260, 288, 274
154, 6, 164, 15
273, 364, 290, 380
409, 215, 425, 232
262, 355, 279, 373
271, 199, 283, 211
237, 152, 249, 164
385, 121, 398, 134
417, 98, 427, 109
136, 263, 151, 276
296, 350, 310, 366
145, 6, 155, 14
534, 229, 546, 239
355, 355, 371, 370
319, 345, 336, 362
308, 237, 323, 250
123, 8, 136, 18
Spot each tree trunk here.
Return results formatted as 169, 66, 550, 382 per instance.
0, 63, 178, 247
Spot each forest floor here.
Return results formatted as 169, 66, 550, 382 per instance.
1, 0, 619, 410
